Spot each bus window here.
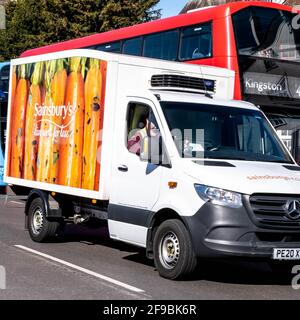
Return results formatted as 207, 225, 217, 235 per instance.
179, 23, 212, 61
0, 144, 5, 192
0, 115, 5, 159
0, 65, 9, 93
94, 41, 121, 53
143, 30, 179, 61
232, 7, 300, 61
122, 37, 143, 56
0, 100, 7, 118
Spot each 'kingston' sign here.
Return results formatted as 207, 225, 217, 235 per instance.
243, 72, 300, 99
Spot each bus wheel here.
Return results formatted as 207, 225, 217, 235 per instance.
153, 219, 197, 280
28, 198, 60, 242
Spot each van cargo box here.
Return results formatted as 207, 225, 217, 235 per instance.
4, 49, 235, 200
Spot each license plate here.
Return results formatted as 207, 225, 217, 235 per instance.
273, 248, 300, 260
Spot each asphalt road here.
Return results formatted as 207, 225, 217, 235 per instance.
0, 195, 300, 300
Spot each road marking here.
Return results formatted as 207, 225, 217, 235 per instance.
14, 245, 145, 294
9, 201, 24, 205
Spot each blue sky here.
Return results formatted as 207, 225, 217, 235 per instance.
157, 0, 189, 18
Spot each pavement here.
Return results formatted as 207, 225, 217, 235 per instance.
0, 195, 300, 300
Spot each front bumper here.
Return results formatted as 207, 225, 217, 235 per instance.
182, 199, 300, 259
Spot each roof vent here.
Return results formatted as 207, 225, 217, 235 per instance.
151, 74, 215, 93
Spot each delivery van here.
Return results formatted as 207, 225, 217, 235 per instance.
5, 50, 300, 279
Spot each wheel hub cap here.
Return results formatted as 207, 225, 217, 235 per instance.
159, 232, 180, 269
32, 208, 44, 235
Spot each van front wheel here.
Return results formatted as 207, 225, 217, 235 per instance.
153, 219, 197, 280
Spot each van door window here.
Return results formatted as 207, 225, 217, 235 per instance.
126, 103, 160, 157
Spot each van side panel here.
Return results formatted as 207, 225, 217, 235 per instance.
5, 55, 107, 197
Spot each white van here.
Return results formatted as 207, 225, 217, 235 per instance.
5, 50, 300, 279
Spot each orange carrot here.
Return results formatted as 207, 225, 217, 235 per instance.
36, 61, 54, 183
11, 67, 17, 111
100, 60, 107, 108
58, 57, 85, 188
49, 60, 67, 184
82, 58, 102, 190
36, 60, 67, 184
9, 65, 29, 178
7, 66, 18, 172
23, 62, 44, 180
93, 60, 107, 191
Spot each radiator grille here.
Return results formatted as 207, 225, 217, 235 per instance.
249, 194, 300, 228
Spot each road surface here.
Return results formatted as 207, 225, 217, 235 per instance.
0, 196, 299, 300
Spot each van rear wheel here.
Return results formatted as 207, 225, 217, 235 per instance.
28, 198, 60, 242
153, 219, 197, 280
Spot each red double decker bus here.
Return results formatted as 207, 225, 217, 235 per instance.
21, 1, 300, 162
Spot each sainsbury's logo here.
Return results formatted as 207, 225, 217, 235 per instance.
34, 103, 76, 120
33, 103, 76, 139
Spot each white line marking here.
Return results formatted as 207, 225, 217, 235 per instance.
9, 201, 24, 205
15, 245, 145, 294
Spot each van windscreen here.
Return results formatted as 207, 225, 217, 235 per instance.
161, 101, 293, 163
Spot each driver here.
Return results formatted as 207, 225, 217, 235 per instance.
127, 113, 159, 155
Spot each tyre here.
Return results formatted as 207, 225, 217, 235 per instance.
153, 219, 197, 280
28, 198, 60, 242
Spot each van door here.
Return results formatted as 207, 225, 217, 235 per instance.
109, 98, 164, 246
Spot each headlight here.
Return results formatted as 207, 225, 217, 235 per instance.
194, 184, 242, 208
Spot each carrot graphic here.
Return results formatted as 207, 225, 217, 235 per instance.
58, 57, 85, 188
94, 60, 107, 191
7, 66, 18, 171
11, 66, 17, 111
36, 61, 55, 183
49, 59, 67, 184
23, 62, 44, 180
82, 58, 103, 190
10, 65, 29, 178
36, 60, 67, 183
